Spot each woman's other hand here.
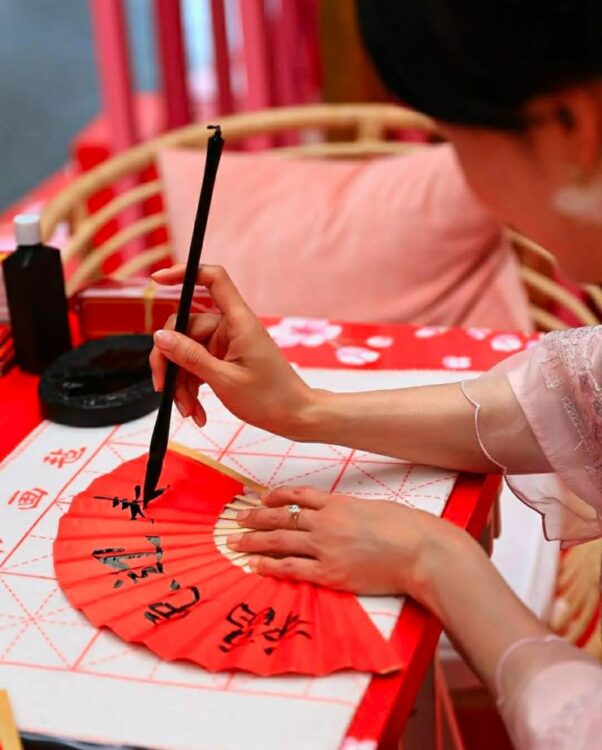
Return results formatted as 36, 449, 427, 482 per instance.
229, 484, 551, 699
226, 484, 471, 600
149, 264, 315, 438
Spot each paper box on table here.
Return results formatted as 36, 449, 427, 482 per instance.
75, 278, 217, 340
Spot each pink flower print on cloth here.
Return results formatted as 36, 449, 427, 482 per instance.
267, 318, 342, 348
366, 335, 394, 349
443, 355, 472, 370
467, 327, 491, 340
414, 326, 448, 339
490, 333, 523, 352
335, 346, 380, 366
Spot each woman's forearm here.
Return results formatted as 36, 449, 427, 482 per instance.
414, 528, 549, 693
292, 380, 549, 475
294, 383, 496, 472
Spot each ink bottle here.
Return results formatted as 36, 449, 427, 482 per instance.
4, 214, 72, 374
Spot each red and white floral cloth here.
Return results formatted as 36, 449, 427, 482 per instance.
265, 317, 539, 371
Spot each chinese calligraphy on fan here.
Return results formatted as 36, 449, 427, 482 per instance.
220, 603, 311, 655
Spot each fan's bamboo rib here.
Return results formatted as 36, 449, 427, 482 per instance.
227, 552, 251, 563
168, 442, 267, 493
213, 539, 244, 550
224, 498, 261, 510
0, 690, 23, 750
230, 495, 261, 507
223, 503, 244, 512
217, 513, 242, 522
213, 527, 253, 537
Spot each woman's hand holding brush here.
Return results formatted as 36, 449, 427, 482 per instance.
150, 264, 316, 440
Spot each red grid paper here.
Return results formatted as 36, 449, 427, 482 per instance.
0, 322, 533, 749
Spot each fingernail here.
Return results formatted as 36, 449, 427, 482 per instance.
247, 556, 259, 571
154, 329, 176, 350
151, 374, 158, 392
236, 510, 249, 524
175, 399, 190, 418
227, 533, 242, 549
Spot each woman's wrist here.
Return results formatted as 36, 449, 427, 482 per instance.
407, 516, 549, 692
408, 520, 486, 615
283, 387, 338, 443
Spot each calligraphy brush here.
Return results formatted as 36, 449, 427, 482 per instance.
142, 125, 224, 505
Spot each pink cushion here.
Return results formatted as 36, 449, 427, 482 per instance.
157, 144, 532, 330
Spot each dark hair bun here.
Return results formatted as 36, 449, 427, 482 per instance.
357, 0, 602, 129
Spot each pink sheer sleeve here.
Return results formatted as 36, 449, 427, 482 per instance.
463, 326, 602, 546
495, 636, 602, 749
462, 326, 602, 749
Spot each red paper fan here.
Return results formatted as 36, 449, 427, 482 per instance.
54, 445, 402, 675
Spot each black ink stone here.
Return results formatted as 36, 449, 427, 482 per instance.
39, 334, 161, 427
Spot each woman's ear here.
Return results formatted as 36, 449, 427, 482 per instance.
519, 83, 602, 224
525, 83, 602, 180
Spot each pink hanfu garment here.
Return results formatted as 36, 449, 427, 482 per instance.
463, 326, 602, 749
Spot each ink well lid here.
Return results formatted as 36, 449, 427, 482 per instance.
14, 214, 42, 246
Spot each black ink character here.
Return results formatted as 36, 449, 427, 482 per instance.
94, 484, 164, 521
92, 535, 164, 588
261, 612, 311, 655
219, 603, 310, 655
144, 585, 201, 625
219, 603, 276, 653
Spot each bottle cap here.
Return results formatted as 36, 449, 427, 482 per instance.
14, 214, 42, 246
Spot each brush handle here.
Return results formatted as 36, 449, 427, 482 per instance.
143, 126, 224, 503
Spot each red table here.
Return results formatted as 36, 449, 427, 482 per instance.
0, 317, 537, 748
